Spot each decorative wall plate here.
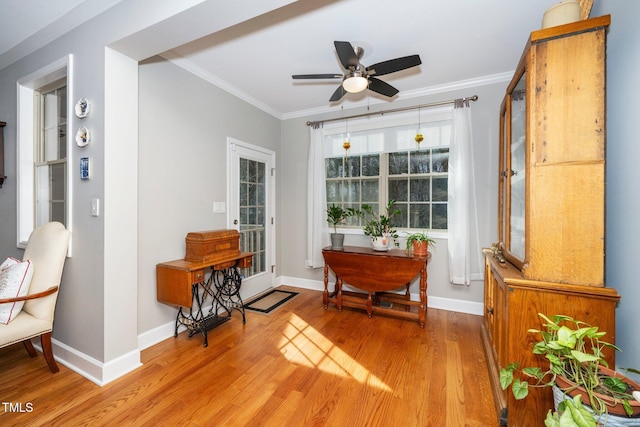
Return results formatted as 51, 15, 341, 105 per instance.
75, 127, 91, 147
75, 98, 91, 118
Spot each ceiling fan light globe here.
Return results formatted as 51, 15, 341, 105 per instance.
343, 76, 368, 93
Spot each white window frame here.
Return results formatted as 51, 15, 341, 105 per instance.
17, 55, 73, 254
321, 107, 452, 239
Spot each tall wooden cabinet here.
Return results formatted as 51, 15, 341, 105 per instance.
481, 16, 621, 426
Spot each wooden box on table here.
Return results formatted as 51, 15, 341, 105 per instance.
185, 229, 240, 263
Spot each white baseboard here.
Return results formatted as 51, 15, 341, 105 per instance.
276, 275, 484, 316
32, 338, 141, 386
428, 295, 484, 316
137, 320, 177, 351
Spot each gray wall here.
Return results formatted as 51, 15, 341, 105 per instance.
592, 0, 640, 376
137, 57, 281, 334
0, 9, 114, 363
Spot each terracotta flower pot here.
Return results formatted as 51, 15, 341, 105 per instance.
412, 241, 429, 257
555, 365, 640, 417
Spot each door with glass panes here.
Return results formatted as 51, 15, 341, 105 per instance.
228, 138, 275, 299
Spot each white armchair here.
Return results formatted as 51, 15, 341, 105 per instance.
0, 222, 70, 372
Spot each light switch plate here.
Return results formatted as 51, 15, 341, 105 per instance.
91, 198, 100, 217
213, 202, 226, 213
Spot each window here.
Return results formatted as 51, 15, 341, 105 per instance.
35, 81, 67, 227
323, 110, 451, 232
17, 55, 72, 250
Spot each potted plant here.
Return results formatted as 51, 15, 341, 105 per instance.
500, 313, 640, 423
545, 394, 598, 427
326, 204, 353, 250
353, 200, 400, 251
405, 231, 436, 257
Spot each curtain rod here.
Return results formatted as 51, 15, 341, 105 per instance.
306, 95, 478, 127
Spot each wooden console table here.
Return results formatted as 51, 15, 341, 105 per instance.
156, 252, 253, 346
322, 246, 430, 327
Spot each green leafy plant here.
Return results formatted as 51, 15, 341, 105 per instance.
352, 200, 400, 239
500, 313, 640, 418
326, 204, 354, 234
544, 395, 596, 427
404, 231, 436, 252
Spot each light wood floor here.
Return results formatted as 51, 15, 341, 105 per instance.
0, 286, 497, 426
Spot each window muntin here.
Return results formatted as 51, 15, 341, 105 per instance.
323, 111, 451, 233
17, 55, 72, 250
326, 154, 380, 226
388, 148, 448, 230
35, 82, 67, 227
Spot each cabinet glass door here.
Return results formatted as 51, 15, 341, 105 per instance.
498, 103, 507, 247
509, 72, 526, 261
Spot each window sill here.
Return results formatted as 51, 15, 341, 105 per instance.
335, 228, 449, 240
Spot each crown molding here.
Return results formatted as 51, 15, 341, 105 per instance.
160, 50, 514, 122
160, 50, 283, 119
281, 71, 514, 120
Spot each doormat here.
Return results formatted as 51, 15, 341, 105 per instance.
243, 290, 298, 314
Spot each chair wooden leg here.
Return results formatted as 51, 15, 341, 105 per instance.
23, 339, 37, 357
40, 332, 59, 373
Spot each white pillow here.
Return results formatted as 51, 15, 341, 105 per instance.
0, 257, 19, 271
0, 257, 35, 324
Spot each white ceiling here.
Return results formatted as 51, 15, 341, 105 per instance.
0, 0, 565, 118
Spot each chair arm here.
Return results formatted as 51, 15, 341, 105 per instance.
0, 286, 59, 304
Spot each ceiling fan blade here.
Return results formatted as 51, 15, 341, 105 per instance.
292, 74, 343, 79
368, 77, 399, 98
366, 55, 422, 76
329, 84, 346, 102
334, 41, 359, 69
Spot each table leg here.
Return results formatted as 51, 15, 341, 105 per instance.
337, 278, 343, 311
366, 292, 373, 318
323, 264, 329, 309
404, 283, 411, 312
419, 266, 427, 328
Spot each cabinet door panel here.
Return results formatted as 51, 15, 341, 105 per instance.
509, 74, 526, 262
495, 274, 508, 369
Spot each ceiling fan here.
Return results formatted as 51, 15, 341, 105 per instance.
292, 41, 422, 102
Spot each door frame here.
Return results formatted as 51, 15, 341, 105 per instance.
227, 137, 276, 295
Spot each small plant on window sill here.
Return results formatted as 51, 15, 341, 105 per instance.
405, 231, 436, 256
326, 204, 353, 235
351, 200, 401, 249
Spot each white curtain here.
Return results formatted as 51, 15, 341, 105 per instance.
306, 125, 329, 268
448, 99, 481, 285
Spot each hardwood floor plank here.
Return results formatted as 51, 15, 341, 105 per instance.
257, 390, 305, 427
0, 286, 499, 426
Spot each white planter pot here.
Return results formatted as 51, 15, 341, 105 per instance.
542, 0, 581, 29
370, 235, 389, 251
